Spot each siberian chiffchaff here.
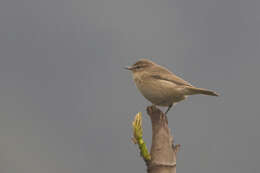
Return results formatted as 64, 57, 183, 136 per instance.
125, 59, 218, 114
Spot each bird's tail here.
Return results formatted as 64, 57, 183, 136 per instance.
185, 86, 218, 96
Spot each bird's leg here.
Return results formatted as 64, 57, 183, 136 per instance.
165, 104, 173, 115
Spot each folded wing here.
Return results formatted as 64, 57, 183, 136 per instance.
150, 64, 192, 86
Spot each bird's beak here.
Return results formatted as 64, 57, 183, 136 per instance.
124, 66, 134, 70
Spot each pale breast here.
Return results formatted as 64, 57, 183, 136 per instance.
133, 74, 186, 106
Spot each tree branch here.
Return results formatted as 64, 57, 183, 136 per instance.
132, 106, 180, 173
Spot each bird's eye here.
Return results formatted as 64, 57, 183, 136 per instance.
136, 66, 142, 69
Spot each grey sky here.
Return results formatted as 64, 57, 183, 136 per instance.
0, 0, 259, 173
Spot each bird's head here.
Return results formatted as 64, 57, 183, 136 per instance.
125, 59, 154, 73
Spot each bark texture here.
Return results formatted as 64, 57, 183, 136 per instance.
146, 106, 179, 173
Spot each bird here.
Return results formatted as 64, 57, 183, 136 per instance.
125, 59, 218, 114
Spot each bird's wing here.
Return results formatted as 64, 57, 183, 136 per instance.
150, 65, 192, 86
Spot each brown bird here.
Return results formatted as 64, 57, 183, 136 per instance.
125, 59, 218, 114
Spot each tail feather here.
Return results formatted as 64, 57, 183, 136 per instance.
186, 87, 218, 96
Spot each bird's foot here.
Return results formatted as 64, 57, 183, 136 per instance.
165, 104, 173, 115
147, 105, 157, 113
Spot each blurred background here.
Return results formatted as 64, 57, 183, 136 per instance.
0, 0, 259, 173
